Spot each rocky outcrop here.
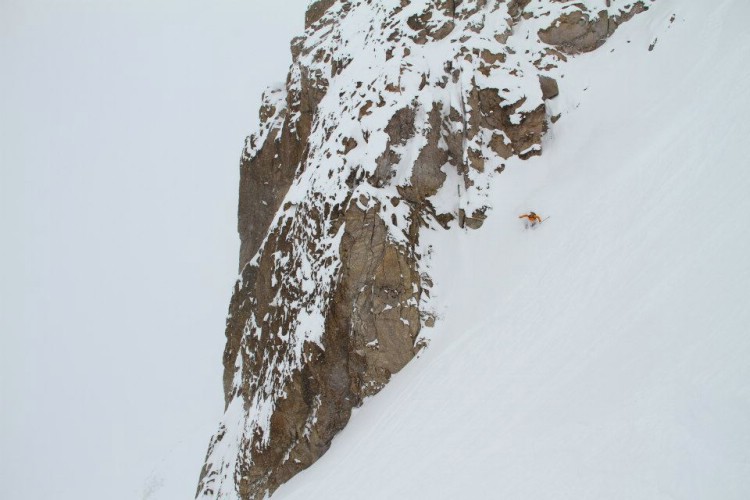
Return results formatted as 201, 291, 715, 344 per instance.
198, 1, 651, 498
539, 2, 649, 54
539, 75, 560, 100
236, 88, 297, 271
305, 0, 338, 29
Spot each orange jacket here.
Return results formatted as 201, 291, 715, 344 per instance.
519, 212, 543, 223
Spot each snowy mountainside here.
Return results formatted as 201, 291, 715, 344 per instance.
270, 0, 750, 498
197, 1, 661, 498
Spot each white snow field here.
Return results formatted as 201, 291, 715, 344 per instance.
273, 1, 750, 498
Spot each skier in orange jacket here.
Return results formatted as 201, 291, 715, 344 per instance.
519, 211, 544, 228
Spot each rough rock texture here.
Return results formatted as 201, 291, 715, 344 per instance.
197, 1, 651, 498
305, 0, 338, 28
539, 2, 648, 54
539, 74, 560, 100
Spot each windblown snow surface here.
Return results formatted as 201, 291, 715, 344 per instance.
268, 0, 750, 498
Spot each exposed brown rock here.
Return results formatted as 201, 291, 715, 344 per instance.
334, 202, 422, 397
475, 89, 547, 158
305, 0, 337, 29
508, 0, 532, 20
205, 196, 423, 499
384, 107, 417, 145
489, 133, 514, 159
539, 2, 647, 54
461, 206, 489, 229
539, 75, 560, 100
406, 9, 455, 44
539, 9, 610, 54
481, 49, 506, 65
341, 137, 358, 155
404, 103, 450, 203
237, 107, 297, 271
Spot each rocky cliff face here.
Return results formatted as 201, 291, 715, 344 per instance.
197, 1, 651, 498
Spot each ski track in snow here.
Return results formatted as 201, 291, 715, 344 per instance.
271, 0, 750, 498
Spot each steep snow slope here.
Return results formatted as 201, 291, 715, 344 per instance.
274, 0, 750, 498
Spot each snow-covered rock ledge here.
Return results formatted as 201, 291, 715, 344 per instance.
197, 1, 654, 498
